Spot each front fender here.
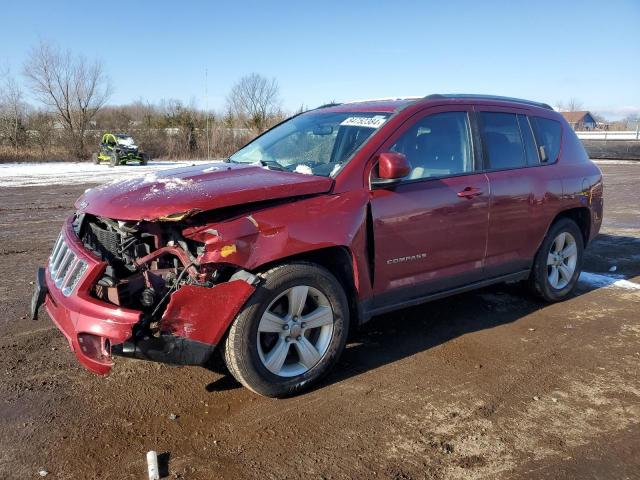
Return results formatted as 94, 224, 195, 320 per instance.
183, 190, 372, 299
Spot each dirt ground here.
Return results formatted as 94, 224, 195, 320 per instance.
1, 162, 639, 480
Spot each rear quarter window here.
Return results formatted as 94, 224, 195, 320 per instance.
531, 117, 562, 163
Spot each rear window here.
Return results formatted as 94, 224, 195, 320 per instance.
479, 112, 526, 170
531, 117, 562, 163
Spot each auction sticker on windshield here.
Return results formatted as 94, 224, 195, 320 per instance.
340, 115, 387, 128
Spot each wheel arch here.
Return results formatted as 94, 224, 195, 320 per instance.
250, 246, 361, 332
531, 206, 591, 266
551, 207, 591, 245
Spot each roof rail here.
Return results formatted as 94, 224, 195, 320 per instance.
315, 102, 342, 109
424, 94, 553, 110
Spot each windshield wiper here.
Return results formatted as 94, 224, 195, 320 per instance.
259, 159, 287, 171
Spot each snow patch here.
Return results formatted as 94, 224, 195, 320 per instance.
0, 160, 219, 188
294, 164, 313, 175
141, 173, 158, 183
578, 272, 640, 290
593, 160, 640, 166
159, 177, 193, 190
202, 164, 226, 173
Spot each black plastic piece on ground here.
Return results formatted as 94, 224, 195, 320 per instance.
30, 267, 48, 321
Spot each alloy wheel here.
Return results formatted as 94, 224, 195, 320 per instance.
547, 231, 578, 289
257, 285, 334, 377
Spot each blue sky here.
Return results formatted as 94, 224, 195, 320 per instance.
1, 0, 638, 119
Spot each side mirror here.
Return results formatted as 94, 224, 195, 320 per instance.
371, 152, 410, 187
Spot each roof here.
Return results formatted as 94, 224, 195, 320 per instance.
425, 94, 552, 110
314, 94, 553, 114
560, 111, 594, 123
318, 98, 417, 113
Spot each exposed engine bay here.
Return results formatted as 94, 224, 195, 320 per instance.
72, 212, 245, 346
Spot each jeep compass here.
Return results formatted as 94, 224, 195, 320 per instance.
32, 94, 603, 397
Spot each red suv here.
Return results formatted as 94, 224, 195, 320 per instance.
32, 94, 603, 397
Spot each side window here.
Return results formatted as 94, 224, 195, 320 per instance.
531, 117, 562, 163
479, 112, 526, 170
517, 114, 540, 165
390, 111, 473, 180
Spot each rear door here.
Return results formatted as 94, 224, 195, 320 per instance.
476, 108, 553, 276
369, 106, 489, 309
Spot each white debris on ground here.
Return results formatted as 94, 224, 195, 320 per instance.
578, 271, 640, 290
146, 451, 160, 480
0, 160, 218, 188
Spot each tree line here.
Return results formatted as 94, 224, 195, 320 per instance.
0, 41, 287, 162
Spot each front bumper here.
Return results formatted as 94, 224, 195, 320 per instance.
32, 217, 258, 375
32, 218, 142, 375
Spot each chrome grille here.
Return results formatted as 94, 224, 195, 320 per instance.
49, 234, 88, 297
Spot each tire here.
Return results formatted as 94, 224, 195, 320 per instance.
529, 218, 584, 302
109, 151, 119, 167
223, 262, 349, 397
92, 153, 100, 164
140, 153, 149, 165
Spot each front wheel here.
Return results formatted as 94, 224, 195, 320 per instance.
223, 262, 349, 397
529, 218, 584, 302
92, 153, 100, 164
109, 151, 119, 167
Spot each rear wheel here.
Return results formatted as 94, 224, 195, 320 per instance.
140, 153, 149, 165
92, 153, 100, 164
223, 262, 349, 397
529, 218, 583, 302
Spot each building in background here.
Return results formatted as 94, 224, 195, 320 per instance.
560, 111, 598, 130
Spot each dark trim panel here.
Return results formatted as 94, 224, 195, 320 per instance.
112, 335, 216, 365
360, 269, 530, 322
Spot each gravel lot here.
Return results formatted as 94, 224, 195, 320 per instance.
0, 161, 638, 479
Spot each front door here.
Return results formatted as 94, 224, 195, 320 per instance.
369, 107, 489, 309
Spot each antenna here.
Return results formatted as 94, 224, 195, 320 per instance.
205, 68, 210, 160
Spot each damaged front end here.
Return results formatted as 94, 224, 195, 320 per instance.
34, 212, 258, 375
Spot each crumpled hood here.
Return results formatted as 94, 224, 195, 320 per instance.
76, 163, 334, 221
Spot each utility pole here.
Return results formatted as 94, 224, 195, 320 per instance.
205, 68, 211, 160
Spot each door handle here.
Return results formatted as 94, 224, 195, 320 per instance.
457, 186, 483, 199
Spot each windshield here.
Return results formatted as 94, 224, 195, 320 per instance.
229, 111, 390, 176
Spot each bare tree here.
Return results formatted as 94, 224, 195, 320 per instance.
0, 73, 27, 156
555, 98, 584, 112
28, 109, 57, 157
227, 73, 280, 130
567, 98, 584, 112
23, 40, 112, 158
